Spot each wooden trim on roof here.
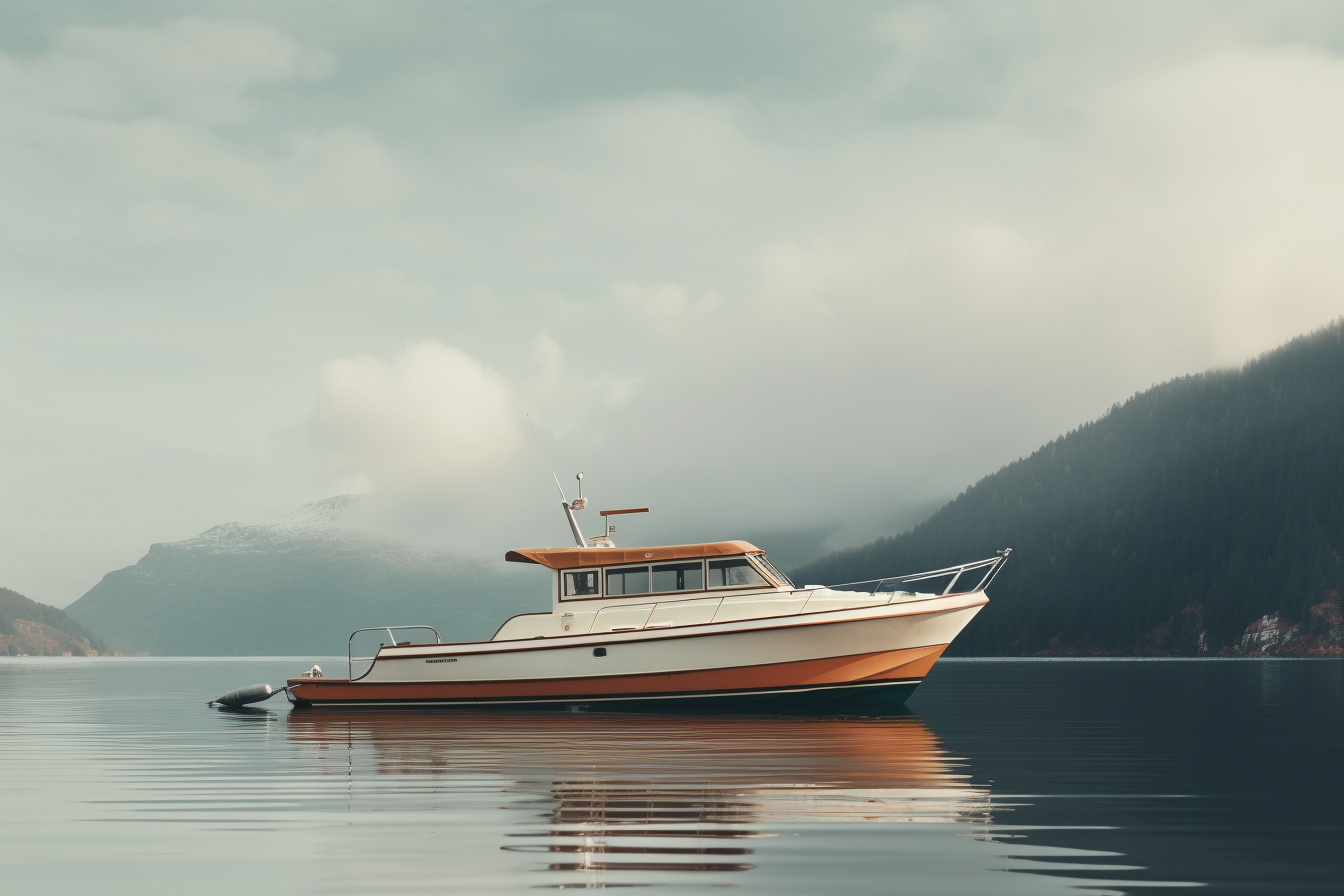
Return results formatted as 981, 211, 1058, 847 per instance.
505, 540, 762, 570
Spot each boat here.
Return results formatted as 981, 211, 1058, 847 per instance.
285, 475, 1009, 713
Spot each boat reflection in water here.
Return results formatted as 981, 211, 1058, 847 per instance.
286, 710, 991, 887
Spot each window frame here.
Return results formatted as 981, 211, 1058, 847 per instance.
603, 563, 653, 598
561, 567, 602, 600
649, 559, 707, 596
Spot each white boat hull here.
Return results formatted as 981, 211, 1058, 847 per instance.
287, 591, 987, 711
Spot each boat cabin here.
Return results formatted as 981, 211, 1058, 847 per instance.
492, 541, 811, 640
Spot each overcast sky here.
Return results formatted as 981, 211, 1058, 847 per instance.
4, 1, 1344, 606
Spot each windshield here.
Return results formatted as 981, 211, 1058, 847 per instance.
751, 554, 794, 588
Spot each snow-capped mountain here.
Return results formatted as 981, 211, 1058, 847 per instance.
65, 497, 543, 655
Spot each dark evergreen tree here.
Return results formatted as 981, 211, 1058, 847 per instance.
0, 587, 110, 655
791, 319, 1344, 656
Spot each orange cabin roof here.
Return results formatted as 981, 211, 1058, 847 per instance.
505, 540, 762, 571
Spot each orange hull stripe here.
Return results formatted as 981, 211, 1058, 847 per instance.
287, 644, 948, 702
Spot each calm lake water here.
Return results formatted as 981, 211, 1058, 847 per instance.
1, 658, 1340, 895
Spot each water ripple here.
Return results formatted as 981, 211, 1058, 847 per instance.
4, 656, 1340, 893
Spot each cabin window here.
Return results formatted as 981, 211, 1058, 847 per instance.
652, 561, 704, 593
707, 557, 768, 588
751, 554, 794, 588
563, 569, 600, 598
605, 565, 652, 596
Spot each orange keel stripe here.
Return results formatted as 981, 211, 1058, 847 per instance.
288, 644, 947, 703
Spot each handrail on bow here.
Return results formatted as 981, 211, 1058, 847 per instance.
820, 548, 1012, 597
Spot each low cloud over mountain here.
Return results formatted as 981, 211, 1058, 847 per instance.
65, 496, 542, 656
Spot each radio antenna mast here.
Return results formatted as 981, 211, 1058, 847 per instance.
527, 415, 567, 503
526, 415, 586, 548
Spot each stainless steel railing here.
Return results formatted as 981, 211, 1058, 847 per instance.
348, 625, 441, 681
821, 548, 1012, 597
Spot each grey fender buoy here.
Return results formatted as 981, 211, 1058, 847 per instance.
208, 684, 277, 708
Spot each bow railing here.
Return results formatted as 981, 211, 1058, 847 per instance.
821, 548, 1012, 597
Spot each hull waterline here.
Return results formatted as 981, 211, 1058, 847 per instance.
286, 593, 985, 713
289, 679, 924, 714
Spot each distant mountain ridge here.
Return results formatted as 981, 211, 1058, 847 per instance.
65, 496, 541, 656
792, 320, 1344, 657
1, 587, 109, 656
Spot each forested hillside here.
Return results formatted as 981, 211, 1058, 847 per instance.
1, 587, 110, 656
792, 320, 1344, 656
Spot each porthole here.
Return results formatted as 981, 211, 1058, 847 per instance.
592, 647, 607, 657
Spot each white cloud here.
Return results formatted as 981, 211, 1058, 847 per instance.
725, 44, 1344, 372
303, 338, 635, 550
0, 18, 393, 252
610, 281, 721, 323
0, 18, 333, 123
1078, 46, 1344, 362
311, 341, 523, 495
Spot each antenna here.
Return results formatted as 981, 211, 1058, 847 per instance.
526, 415, 586, 548
527, 415, 568, 503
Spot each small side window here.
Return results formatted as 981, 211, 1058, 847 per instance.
563, 569, 600, 598
707, 557, 768, 589
606, 565, 651, 596
652, 561, 704, 593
